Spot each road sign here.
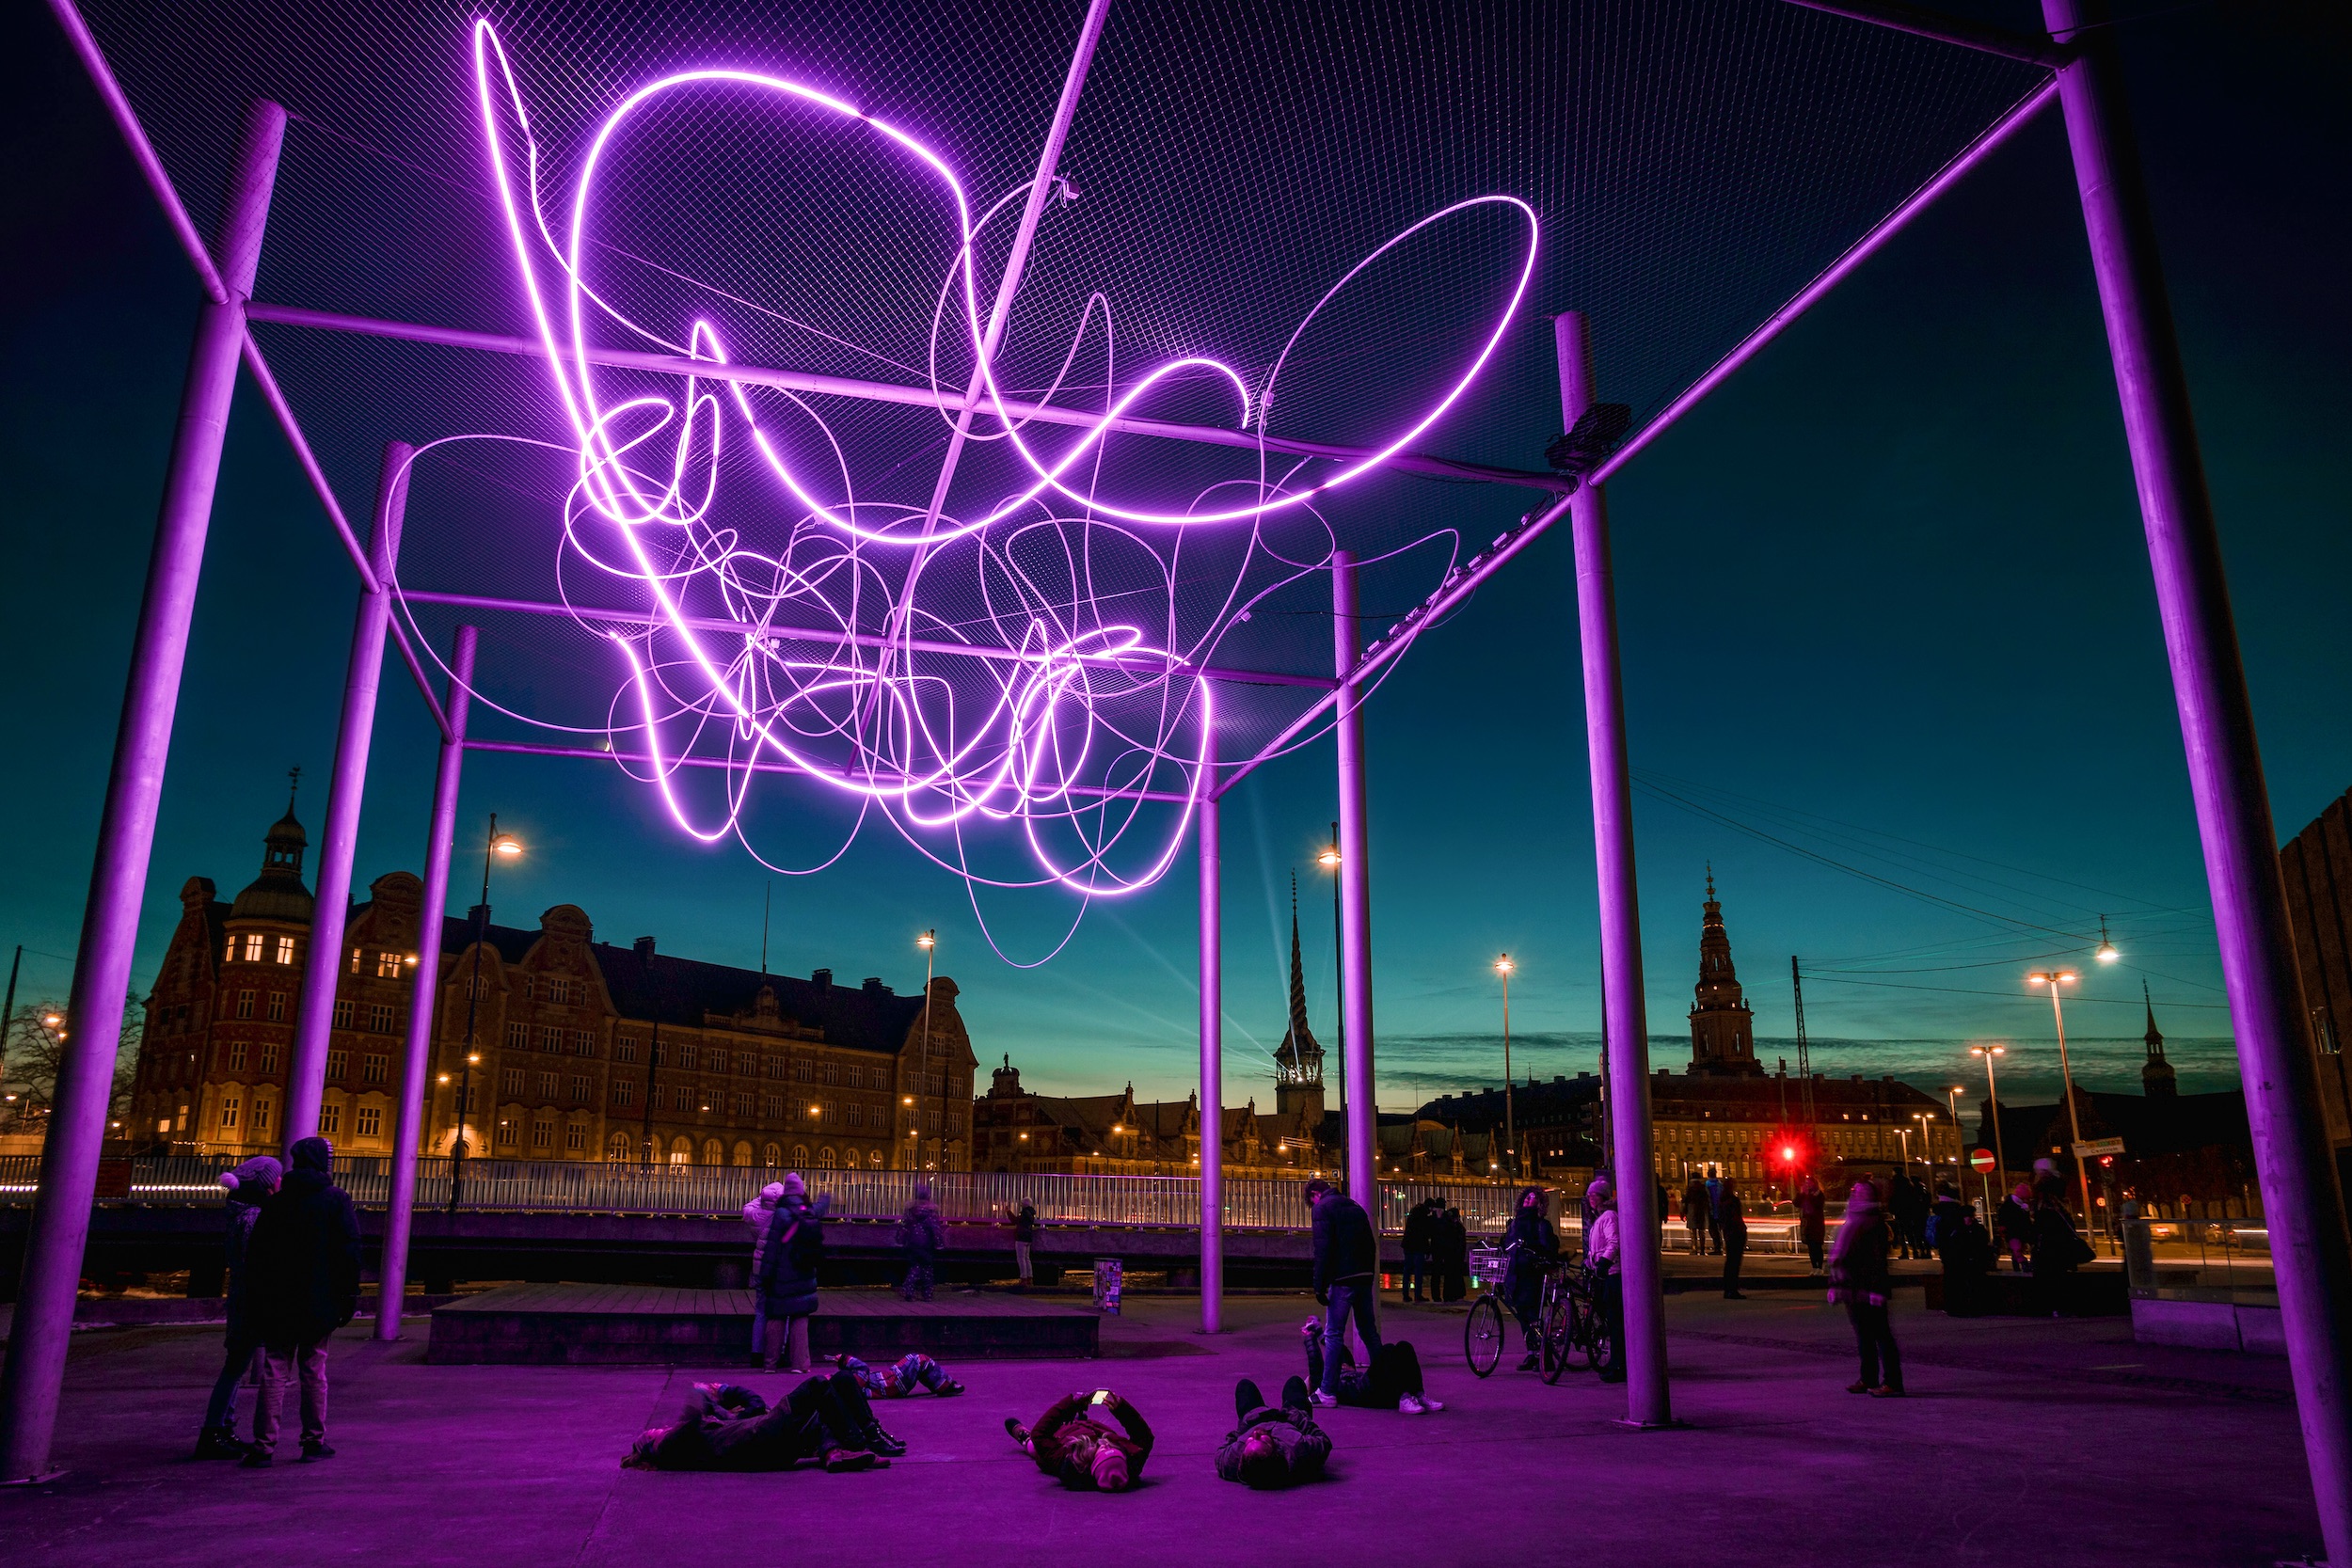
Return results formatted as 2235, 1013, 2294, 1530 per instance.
1969, 1148, 1996, 1172
2072, 1137, 2126, 1158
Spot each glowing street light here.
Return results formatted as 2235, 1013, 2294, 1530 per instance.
2029, 969, 2099, 1252
2095, 916, 2120, 965
1969, 1044, 2010, 1189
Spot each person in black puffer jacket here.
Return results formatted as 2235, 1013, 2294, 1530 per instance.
242, 1136, 359, 1465
760, 1173, 830, 1371
196, 1155, 281, 1459
1500, 1187, 1559, 1370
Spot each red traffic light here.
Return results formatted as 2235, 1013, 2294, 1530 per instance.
1781, 1145, 1797, 1164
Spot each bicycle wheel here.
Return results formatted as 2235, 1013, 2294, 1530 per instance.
1580, 1295, 1614, 1373
1539, 1287, 1573, 1385
1465, 1295, 1505, 1378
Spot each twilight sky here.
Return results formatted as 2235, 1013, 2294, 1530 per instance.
3, 2, 2345, 1118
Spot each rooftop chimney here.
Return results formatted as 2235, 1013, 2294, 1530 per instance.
811, 968, 832, 990
467, 903, 491, 927
862, 976, 888, 994
633, 936, 656, 961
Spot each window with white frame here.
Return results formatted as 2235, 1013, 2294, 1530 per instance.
363, 1053, 387, 1085
319, 1101, 342, 1135
275, 935, 296, 965
356, 1104, 381, 1137
266, 992, 286, 1022
235, 990, 255, 1020
241, 933, 264, 963
219, 1097, 240, 1130
260, 1043, 280, 1074
334, 999, 355, 1030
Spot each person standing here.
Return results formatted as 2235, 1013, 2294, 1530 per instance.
1005, 1198, 1037, 1291
1305, 1180, 1381, 1404
1704, 1167, 1724, 1255
1889, 1171, 1929, 1260
1681, 1172, 1709, 1256
1400, 1198, 1435, 1304
1585, 1176, 1626, 1384
759, 1172, 829, 1371
1997, 1179, 2036, 1273
195, 1154, 280, 1459
1932, 1181, 1994, 1317
241, 1136, 359, 1465
1829, 1176, 1901, 1397
1437, 1207, 1470, 1302
1794, 1174, 1828, 1276
897, 1180, 946, 1302
2030, 1172, 2091, 1317
1718, 1178, 1749, 1299
1500, 1187, 1561, 1371
743, 1180, 785, 1366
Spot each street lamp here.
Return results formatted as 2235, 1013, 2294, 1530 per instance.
450, 814, 521, 1212
916, 929, 938, 1172
1970, 1044, 2009, 1192
1914, 1112, 1937, 1187
1947, 1085, 1987, 1216
2028, 969, 2099, 1252
1316, 828, 1344, 1097
2095, 916, 2120, 965
1495, 955, 1518, 1181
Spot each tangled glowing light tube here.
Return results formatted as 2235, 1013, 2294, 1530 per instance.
426, 23, 1537, 956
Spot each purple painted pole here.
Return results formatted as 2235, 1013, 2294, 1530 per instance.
1198, 750, 1223, 1334
1331, 554, 1378, 1213
283, 441, 409, 1151
0, 98, 285, 1482
2042, 0, 2351, 1549
1556, 312, 1671, 1428
375, 626, 475, 1339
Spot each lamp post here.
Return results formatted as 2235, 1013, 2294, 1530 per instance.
1317, 828, 1343, 1112
1495, 955, 1518, 1182
2028, 969, 2099, 1252
1970, 1044, 2010, 1196
1947, 1085, 1987, 1217
448, 815, 520, 1212
1914, 1112, 1937, 1191
916, 929, 938, 1172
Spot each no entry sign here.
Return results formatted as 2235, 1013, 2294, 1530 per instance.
1970, 1148, 1997, 1172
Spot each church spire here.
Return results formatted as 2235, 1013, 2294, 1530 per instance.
2141, 981, 2177, 1097
1276, 873, 1323, 1086
1689, 871, 1761, 1076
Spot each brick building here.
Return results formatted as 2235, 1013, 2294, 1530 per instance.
129, 800, 977, 1169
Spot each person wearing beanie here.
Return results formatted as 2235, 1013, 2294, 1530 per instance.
1584, 1177, 1627, 1384
1006, 1387, 1154, 1491
243, 1136, 360, 1465
1829, 1177, 1901, 1397
743, 1180, 787, 1366
194, 1156, 282, 1458
758, 1174, 830, 1372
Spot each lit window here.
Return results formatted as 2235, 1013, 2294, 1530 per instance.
356, 1105, 381, 1137
349, 946, 362, 975
497, 1117, 517, 1148
275, 936, 296, 965
792, 1145, 808, 1165
818, 1146, 837, 1169
242, 934, 264, 963
764, 1143, 781, 1166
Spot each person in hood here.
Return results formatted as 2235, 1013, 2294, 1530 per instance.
195, 1154, 281, 1459
744, 1180, 786, 1365
1006, 1387, 1153, 1492
759, 1172, 829, 1372
1500, 1186, 1559, 1371
896, 1181, 946, 1302
623, 1376, 890, 1473
1829, 1177, 1902, 1397
1215, 1376, 1331, 1488
242, 1136, 359, 1465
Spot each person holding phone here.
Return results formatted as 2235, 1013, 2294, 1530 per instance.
1005, 1387, 1154, 1491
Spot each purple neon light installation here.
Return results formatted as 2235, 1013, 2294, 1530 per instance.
399, 24, 1538, 933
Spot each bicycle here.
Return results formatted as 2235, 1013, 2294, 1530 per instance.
1464, 1243, 1511, 1376
1538, 1258, 1613, 1383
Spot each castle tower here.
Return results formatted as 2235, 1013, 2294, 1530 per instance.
1688, 870, 1762, 1077
1274, 874, 1326, 1124
2141, 983, 2178, 1097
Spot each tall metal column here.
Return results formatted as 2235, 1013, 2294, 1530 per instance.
0, 99, 285, 1483
284, 441, 410, 1151
1331, 553, 1378, 1212
1556, 312, 1670, 1428
375, 626, 475, 1341
2042, 1, 2350, 1549
1197, 763, 1224, 1334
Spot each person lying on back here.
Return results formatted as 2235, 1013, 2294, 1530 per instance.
1005, 1388, 1153, 1491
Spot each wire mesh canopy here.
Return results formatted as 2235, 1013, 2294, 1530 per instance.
78, 0, 2043, 948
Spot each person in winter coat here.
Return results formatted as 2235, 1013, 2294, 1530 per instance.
1794, 1175, 1829, 1275
743, 1180, 786, 1365
1004, 1199, 1038, 1290
1007, 1388, 1154, 1491
1305, 1180, 1382, 1402
759, 1173, 830, 1372
1437, 1207, 1470, 1302
1704, 1170, 1724, 1254
1932, 1182, 1994, 1317
1682, 1173, 1712, 1255
2030, 1174, 2092, 1316
624, 1376, 891, 1472
1828, 1176, 1901, 1397
1718, 1178, 1750, 1299
1888, 1171, 1931, 1259
1301, 1318, 1441, 1413
1500, 1186, 1560, 1371
196, 1154, 280, 1459
1216, 1376, 1332, 1488
1585, 1176, 1627, 1384
1400, 1199, 1436, 1304
897, 1182, 947, 1302
241, 1136, 360, 1465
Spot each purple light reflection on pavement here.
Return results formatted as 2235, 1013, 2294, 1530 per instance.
443, 23, 1532, 925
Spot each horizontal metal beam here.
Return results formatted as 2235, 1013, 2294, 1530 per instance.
1213, 78, 2064, 800
398, 588, 1337, 690
245, 302, 1571, 495
463, 737, 1200, 805
1778, 0, 2070, 68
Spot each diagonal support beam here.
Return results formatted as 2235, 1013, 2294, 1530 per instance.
1778, 0, 2071, 68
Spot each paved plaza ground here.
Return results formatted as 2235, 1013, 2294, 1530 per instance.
0, 1286, 2324, 1567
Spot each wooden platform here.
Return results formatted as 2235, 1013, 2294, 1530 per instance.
427, 1283, 1100, 1365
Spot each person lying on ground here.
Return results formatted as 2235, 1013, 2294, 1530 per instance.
834, 1351, 965, 1399
1301, 1319, 1441, 1414
624, 1374, 893, 1471
1005, 1387, 1154, 1491
1216, 1376, 1332, 1489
